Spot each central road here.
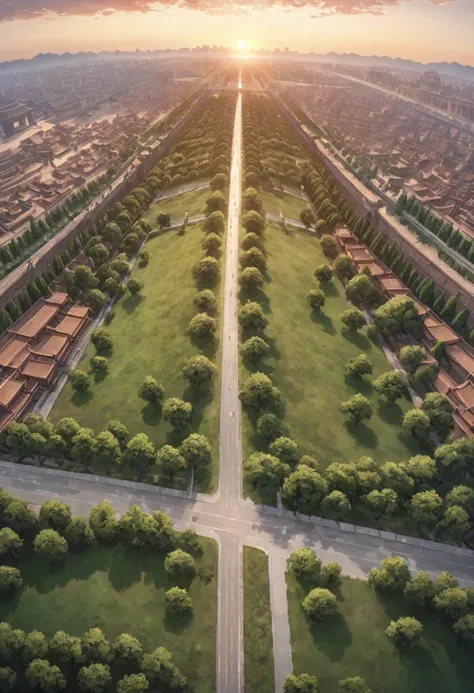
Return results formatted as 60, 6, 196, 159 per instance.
217, 92, 243, 693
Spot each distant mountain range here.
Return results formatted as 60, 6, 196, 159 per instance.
0, 49, 473, 82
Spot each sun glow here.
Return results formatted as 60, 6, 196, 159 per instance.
237, 39, 247, 50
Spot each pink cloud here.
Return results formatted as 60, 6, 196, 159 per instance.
0, 0, 458, 23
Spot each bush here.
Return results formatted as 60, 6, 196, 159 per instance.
302, 587, 337, 620
188, 313, 217, 339
39, 501, 72, 531
283, 673, 319, 693
69, 369, 91, 393
306, 289, 325, 312
238, 301, 268, 331
314, 264, 333, 285
165, 586, 192, 613
193, 289, 216, 314
0, 566, 22, 592
90, 356, 108, 375
0, 528, 23, 559
340, 394, 372, 425
163, 398, 192, 430
33, 529, 68, 563
345, 354, 373, 378
192, 256, 220, 283
385, 617, 423, 646
91, 328, 113, 354
164, 549, 195, 577
127, 278, 143, 296
138, 376, 164, 405
289, 548, 322, 582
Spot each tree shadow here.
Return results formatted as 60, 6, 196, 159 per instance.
342, 329, 371, 351
183, 384, 214, 433
122, 294, 143, 314
92, 371, 107, 385
189, 333, 218, 360
164, 608, 194, 634
141, 402, 163, 427
238, 287, 271, 314
378, 401, 404, 426
345, 421, 379, 449
307, 611, 353, 662
344, 374, 373, 397
322, 282, 340, 298
310, 311, 337, 334
71, 390, 93, 407
108, 549, 143, 591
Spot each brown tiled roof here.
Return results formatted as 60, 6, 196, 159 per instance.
0, 337, 29, 368
66, 305, 90, 318
10, 304, 60, 339
45, 292, 69, 306
54, 315, 85, 338
447, 344, 474, 376
0, 378, 23, 408
29, 334, 69, 358
21, 360, 55, 380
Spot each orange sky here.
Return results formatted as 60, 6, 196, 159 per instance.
0, 1, 473, 65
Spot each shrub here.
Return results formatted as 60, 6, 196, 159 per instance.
69, 369, 91, 393
385, 617, 423, 647
188, 313, 217, 338
345, 354, 373, 378
165, 586, 192, 613
138, 376, 164, 405
163, 398, 192, 430
340, 308, 365, 331
164, 549, 195, 577
127, 278, 143, 296
340, 394, 372, 425
302, 587, 337, 620
90, 356, 108, 375
33, 529, 68, 563
91, 328, 113, 354
313, 264, 333, 285
306, 289, 325, 312
0, 566, 22, 592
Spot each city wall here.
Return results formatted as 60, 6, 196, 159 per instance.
271, 91, 474, 319
0, 90, 207, 310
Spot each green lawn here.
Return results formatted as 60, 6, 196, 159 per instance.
241, 223, 421, 472
142, 186, 210, 228
51, 226, 221, 493
0, 539, 218, 693
243, 547, 275, 693
287, 572, 474, 693
260, 189, 309, 221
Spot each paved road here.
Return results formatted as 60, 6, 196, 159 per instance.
217, 93, 243, 693
4, 91, 474, 693
154, 181, 210, 203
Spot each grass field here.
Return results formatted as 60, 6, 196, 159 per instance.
141, 186, 210, 228
260, 189, 309, 221
241, 223, 421, 474
287, 572, 473, 693
51, 226, 221, 493
0, 539, 218, 693
243, 547, 275, 693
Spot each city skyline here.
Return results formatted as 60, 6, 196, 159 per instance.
0, 0, 473, 66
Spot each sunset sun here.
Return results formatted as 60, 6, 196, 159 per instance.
237, 39, 247, 50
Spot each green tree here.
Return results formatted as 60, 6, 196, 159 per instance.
193, 289, 216, 314
302, 587, 337, 620
89, 501, 117, 542
123, 433, 156, 477
256, 413, 284, 442
117, 673, 149, 693
421, 392, 453, 440
244, 453, 290, 498
433, 587, 468, 619
386, 617, 423, 646
339, 677, 371, 693
453, 614, 474, 643
452, 308, 469, 336
320, 234, 338, 260
269, 436, 299, 466
240, 336, 269, 364
374, 296, 418, 337
399, 345, 427, 373
340, 394, 372, 425
26, 659, 66, 692
239, 372, 280, 411
77, 663, 111, 692
403, 409, 431, 441
289, 548, 322, 582
39, 501, 72, 531
90, 356, 108, 375
281, 465, 328, 514
403, 571, 436, 606
157, 445, 186, 480
345, 354, 373, 378
33, 529, 68, 563
305, 289, 326, 313
23, 630, 48, 662
321, 490, 351, 520
64, 516, 94, 546
345, 274, 380, 307
242, 210, 265, 236
340, 308, 365, 331
313, 264, 333, 285
238, 301, 268, 331
239, 266, 264, 291
138, 376, 164, 405
3, 500, 37, 536
163, 398, 192, 430
91, 328, 113, 354
82, 627, 111, 663
373, 371, 407, 403
180, 434, 212, 468
68, 369, 91, 393
440, 295, 458, 323
409, 490, 442, 525
0, 566, 22, 592
0, 666, 17, 691
165, 586, 192, 613
113, 633, 143, 665
0, 528, 23, 559
333, 254, 354, 282
183, 355, 217, 388
188, 312, 217, 338
164, 549, 195, 577
283, 673, 319, 693
368, 556, 410, 592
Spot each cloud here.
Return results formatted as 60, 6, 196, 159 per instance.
0, 0, 459, 23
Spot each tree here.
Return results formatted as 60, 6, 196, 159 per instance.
403, 571, 436, 606
165, 586, 192, 613
453, 614, 474, 643
117, 674, 149, 693
269, 436, 299, 466
399, 345, 427, 373
202, 232, 222, 256
431, 339, 447, 363
180, 434, 212, 469
39, 501, 72, 531
206, 190, 226, 213
78, 663, 111, 692
321, 490, 351, 520
436, 505, 470, 542
91, 328, 113, 354
333, 254, 353, 282
320, 234, 338, 260
71, 428, 96, 469
157, 212, 171, 229
313, 264, 333, 285
82, 627, 111, 664
111, 254, 130, 276
68, 367, 91, 395
345, 354, 373, 378
163, 398, 192, 430
113, 633, 143, 665
283, 673, 319, 693
183, 355, 217, 388
363, 488, 398, 521
340, 394, 372, 425
23, 630, 48, 662
157, 445, 186, 479
0, 527, 23, 559
302, 587, 337, 620
368, 556, 410, 592
239, 266, 264, 291
240, 336, 269, 365
0, 666, 17, 691
164, 549, 195, 577
242, 210, 265, 235
289, 548, 322, 582
3, 500, 37, 536
0, 622, 25, 661
64, 516, 94, 546
340, 308, 365, 331
405, 454, 436, 484
345, 274, 380, 307
238, 301, 268, 331
305, 289, 326, 312
256, 413, 284, 442
452, 308, 469, 336
374, 297, 418, 337
127, 278, 143, 296
33, 529, 68, 563
193, 289, 216, 314
0, 566, 22, 592
403, 409, 431, 442
188, 312, 217, 339
409, 490, 442, 525
239, 372, 281, 412
138, 376, 164, 405
373, 371, 407, 404
433, 587, 468, 619
244, 452, 289, 497
123, 433, 156, 477
339, 677, 371, 693
240, 247, 266, 273
26, 659, 66, 692
203, 210, 225, 235
386, 617, 423, 647
421, 392, 453, 440
445, 485, 474, 514
281, 465, 328, 514
89, 501, 117, 542
141, 646, 186, 689
90, 356, 108, 375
